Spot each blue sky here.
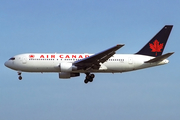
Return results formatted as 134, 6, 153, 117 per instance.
1, 0, 180, 120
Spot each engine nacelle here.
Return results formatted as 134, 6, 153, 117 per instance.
59, 63, 77, 72
59, 72, 80, 79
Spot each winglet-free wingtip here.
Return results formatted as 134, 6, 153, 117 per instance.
116, 44, 125, 49
117, 44, 125, 47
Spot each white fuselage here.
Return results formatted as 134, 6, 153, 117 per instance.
4, 53, 168, 73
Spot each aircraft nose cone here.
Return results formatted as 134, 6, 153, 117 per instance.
4, 61, 8, 67
4, 61, 11, 68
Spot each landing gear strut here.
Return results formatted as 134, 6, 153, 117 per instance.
84, 73, 95, 84
18, 72, 22, 80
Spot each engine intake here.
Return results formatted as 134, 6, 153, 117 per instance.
59, 63, 77, 72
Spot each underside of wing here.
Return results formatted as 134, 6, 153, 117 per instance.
73, 44, 124, 70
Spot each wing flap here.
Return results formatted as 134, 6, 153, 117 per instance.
144, 52, 174, 63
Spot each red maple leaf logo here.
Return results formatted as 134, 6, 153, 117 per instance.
29, 55, 35, 58
149, 40, 163, 56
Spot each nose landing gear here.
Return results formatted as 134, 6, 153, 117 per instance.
84, 73, 95, 84
18, 72, 22, 80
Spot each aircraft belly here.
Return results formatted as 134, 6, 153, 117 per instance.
104, 62, 125, 72
19, 61, 60, 72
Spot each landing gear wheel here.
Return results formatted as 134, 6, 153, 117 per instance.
90, 74, 95, 78
18, 76, 22, 80
17, 72, 22, 80
89, 78, 93, 82
84, 79, 88, 84
18, 72, 21, 76
86, 75, 90, 80
84, 73, 95, 84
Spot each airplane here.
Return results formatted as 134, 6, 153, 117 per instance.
4, 25, 174, 84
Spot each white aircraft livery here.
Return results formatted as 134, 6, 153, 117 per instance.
5, 25, 174, 83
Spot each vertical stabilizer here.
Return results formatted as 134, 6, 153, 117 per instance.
136, 25, 173, 57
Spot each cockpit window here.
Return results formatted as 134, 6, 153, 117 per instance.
9, 57, 15, 60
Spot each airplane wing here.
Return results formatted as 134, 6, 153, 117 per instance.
144, 52, 174, 63
73, 44, 124, 70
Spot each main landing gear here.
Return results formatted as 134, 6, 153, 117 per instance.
18, 72, 22, 80
84, 73, 95, 84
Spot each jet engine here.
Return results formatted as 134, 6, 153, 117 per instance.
59, 72, 80, 79
59, 63, 77, 72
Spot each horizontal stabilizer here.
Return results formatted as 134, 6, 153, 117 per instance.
144, 52, 174, 63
